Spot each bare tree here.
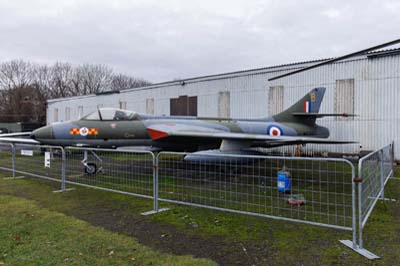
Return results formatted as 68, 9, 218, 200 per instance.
32, 65, 52, 99
111, 74, 151, 91
0, 60, 151, 124
0, 84, 45, 123
0, 60, 35, 90
77, 64, 113, 94
49, 62, 74, 98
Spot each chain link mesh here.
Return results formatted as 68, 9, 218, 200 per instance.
0, 143, 13, 173
65, 147, 154, 198
157, 152, 355, 229
359, 144, 393, 227
13, 144, 64, 182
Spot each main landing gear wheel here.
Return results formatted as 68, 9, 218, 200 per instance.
84, 163, 97, 175
81, 150, 103, 175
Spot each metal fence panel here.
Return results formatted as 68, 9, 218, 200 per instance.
359, 144, 394, 228
157, 152, 355, 230
0, 143, 13, 174
13, 144, 64, 183
0, 141, 394, 258
381, 144, 394, 184
65, 147, 154, 199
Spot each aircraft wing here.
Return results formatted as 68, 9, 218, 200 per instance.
292, 112, 357, 118
0, 132, 31, 137
146, 124, 355, 145
0, 132, 39, 145
0, 137, 39, 145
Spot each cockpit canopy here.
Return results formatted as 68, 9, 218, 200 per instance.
82, 108, 140, 121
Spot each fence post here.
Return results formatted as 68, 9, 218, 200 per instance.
61, 147, 66, 192
391, 142, 395, 178
11, 143, 16, 178
153, 154, 159, 212
357, 158, 364, 250
379, 150, 385, 199
358, 181, 363, 248
352, 179, 357, 249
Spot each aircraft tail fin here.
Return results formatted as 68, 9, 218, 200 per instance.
272, 87, 326, 126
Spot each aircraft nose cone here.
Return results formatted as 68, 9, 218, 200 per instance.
31, 126, 54, 140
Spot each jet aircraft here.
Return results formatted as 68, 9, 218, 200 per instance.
0, 87, 354, 152
0, 87, 357, 173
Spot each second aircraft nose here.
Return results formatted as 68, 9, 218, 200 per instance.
31, 126, 54, 140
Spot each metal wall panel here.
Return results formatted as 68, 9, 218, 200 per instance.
146, 98, 154, 115
335, 79, 355, 120
218, 91, 230, 118
268, 86, 284, 115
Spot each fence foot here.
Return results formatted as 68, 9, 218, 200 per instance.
367, 196, 397, 202
141, 208, 169, 216
3, 176, 25, 180
339, 240, 380, 260
380, 197, 397, 202
53, 188, 75, 193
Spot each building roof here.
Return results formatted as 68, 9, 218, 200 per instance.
48, 48, 400, 104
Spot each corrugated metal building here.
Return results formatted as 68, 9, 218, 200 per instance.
47, 49, 400, 158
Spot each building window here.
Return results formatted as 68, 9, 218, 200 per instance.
170, 95, 197, 116
268, 86, 284, 116
65, 107, 71, 121
218, 91, 230, 118
335, 79, 355, 120
78, 106, 84, 118
53, 108, 59, 122
119, 101, 127, 109
146, 98, 154, 115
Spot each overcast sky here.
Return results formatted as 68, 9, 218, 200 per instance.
0, 0, 399, 82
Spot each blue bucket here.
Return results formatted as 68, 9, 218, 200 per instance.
277, 170, 291, 193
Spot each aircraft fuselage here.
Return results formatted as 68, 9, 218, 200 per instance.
31, 114, 329, 151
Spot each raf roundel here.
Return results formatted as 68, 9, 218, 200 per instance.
79, 127, 89, 136
267, 125, 282, 137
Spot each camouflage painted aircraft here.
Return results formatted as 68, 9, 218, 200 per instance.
0, 87, 354, 155
0, 87, 357, 172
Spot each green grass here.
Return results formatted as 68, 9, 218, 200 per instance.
0, 154, 399, 265
0, 172, 399, 265
0, 194, 215, 266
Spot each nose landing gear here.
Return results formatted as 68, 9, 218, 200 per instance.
82, 150, 103, 175
84, 162, 98, 175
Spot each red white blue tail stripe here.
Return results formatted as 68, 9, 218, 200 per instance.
303, 101, 310, 113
